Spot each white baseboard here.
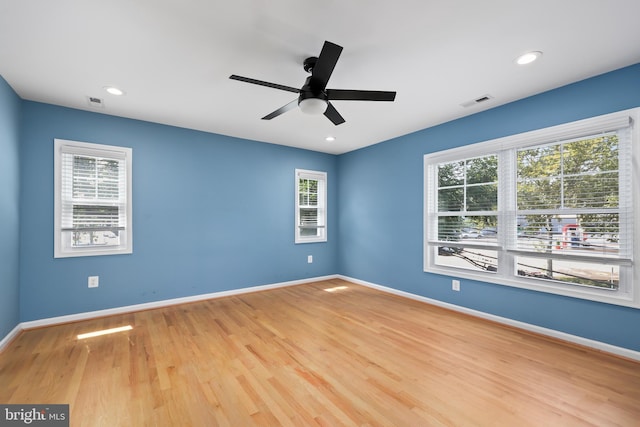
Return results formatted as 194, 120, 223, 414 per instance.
18, 275, 338, 330
4, 274, 638, 362
338, 275, 640, 362
0, 323, 22, 352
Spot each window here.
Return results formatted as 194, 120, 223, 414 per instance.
295, 169, 327, 243
54, 139, 132, 258
424, 109, 639, 307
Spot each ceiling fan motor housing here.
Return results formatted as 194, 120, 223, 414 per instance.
299, 76, 327, 102
303, 56, 318, 74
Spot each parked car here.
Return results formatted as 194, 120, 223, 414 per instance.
480, 227, 497, 237
459, 228, 480, 239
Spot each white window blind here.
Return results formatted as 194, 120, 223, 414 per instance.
433, 154, 499, 246
511, 131, 632, 264
54, 139, 132, 258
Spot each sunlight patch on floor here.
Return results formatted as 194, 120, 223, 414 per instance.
77, 325, 133, 340
323, 285, 349, 293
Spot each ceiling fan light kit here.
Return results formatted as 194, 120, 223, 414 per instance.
299, 97, 328, 115
230, 41, 396, 125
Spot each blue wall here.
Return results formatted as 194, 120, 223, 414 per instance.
0, 76, 21, 339
338, 63, 640, 351
18, 102, 338, 321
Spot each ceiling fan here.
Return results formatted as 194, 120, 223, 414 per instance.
230, 41, 396, 125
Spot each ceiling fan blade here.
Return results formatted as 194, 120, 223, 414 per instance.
230, 75, 299, 94
327, 89, 396, 102
324, 102, 345, 125
262, 99, 298, 120
310, 41, 343, 89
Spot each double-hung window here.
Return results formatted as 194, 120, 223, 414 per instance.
54, 139, 132, 258
424, 109, 639, 307
295, 169, 327, 243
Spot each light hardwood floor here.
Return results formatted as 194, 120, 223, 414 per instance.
1, 279, 639, 426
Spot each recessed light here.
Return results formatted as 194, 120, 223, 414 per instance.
325, 136, 336, 142
515, 51, 542, 65
104, 86, 125, 96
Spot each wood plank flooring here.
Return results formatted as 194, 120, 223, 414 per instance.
1, 279, 639, 426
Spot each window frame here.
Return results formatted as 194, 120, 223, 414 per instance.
424, 108, 640, 308
295, 169, 327, 244
54, 138, 133, 258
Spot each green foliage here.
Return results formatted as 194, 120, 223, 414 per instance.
436, 134, 619, 240
517, 134, 619, 238
299, 179, 318, 206
437, 155, 498, 234
438, 155, 497, 211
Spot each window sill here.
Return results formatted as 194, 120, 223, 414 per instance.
425, 264, 639, 309
55, 246, 133, 258
295, 238, 327, 244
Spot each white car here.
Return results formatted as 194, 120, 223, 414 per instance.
459, 228, 480, 239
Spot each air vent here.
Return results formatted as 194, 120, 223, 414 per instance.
86, 96, 104, 109
460, 94, 493, 108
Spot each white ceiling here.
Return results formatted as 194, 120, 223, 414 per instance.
1, 1, 639, 155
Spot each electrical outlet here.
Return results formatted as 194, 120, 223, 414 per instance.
88, 276, 99, 288
307, 255, 313, 264
452, 279, 460, 291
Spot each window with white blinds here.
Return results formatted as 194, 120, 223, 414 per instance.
54, 139, 132, 258
295, 169, 327, 243
424, 108, 640, 308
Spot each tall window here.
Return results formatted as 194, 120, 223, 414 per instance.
514, 134, 627, 289
424, 109, 639, 308
435, 155, 499, 272
54, 139, 132, 258
295, 169, 327, 243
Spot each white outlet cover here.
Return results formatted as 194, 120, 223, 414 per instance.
88, 276, 99, 288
